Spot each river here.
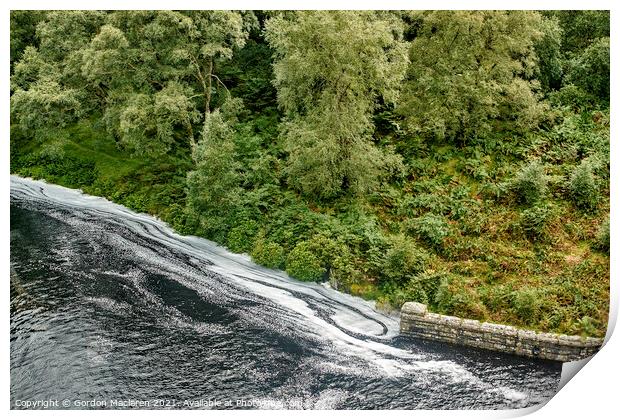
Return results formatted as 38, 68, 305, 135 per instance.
10, 175, 561, 409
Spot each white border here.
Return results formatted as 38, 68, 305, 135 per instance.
2, 1, 617, 419
4, 1, 618, 11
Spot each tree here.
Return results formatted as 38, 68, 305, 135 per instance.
535, 15, 564, 92
116, 82, 201, 156
265, 11, 408, 199
10, 11, 105, 136
541, 11, 609, 106
10, 79, 84, 136
185, 110, 241, 239
567, 37, 610, 103
398, 11, 548, 144
10, 11, 45, 70
546, 11, 609, 56
11, 11, 252, 156
88, 11, 251, 153
35, 10, 107, 63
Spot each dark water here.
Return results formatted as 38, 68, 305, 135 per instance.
10, 176, 561, 409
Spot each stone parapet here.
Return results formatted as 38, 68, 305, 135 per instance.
400, 302, 603, 362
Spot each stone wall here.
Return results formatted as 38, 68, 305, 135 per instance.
400, 302, 603, 362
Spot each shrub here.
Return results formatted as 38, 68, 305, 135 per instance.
481, 284, 514, 312
520, 204, 554, 240
594, 217, 610, 254
434, 275, 487, 319
122, 192, 149, 213
398, 193, 447, 218
573, 316, 599, 337
326, 245, 360, 290
512, 288, 547, 325
227, 220, 259, 253
409, 213, 451, 249
380, 234, 429, 285
265, 200, 323, 249
160, 203, 194, 235
548, 84, 598, 112
285, 241, 325, 282
510, 161, 547, 205
20, 150, 98, 187
402, 271, 445, 306
287, 233, 359, 287
251, 237, 285, 269
389, 284, 428, 308
568, 160, 599, 211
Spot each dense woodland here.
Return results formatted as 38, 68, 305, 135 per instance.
10, 11, 610, 337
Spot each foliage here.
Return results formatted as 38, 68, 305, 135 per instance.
11, 79, 85, 137
548, 84, 599, 112
546, 11, 609, 54
567, 37, 610, 104
10, 11, 45, 68
251, 235, 285, 269
116, 83, 200, 156
16, 149, 97, 188
434, 275, 487, 319
388, 271, 445, 307
510, 161, 548, 205
11, 11, 252, 158
265, 11, 408, 199
226, 220, 259, 253
398, 11, 547, 143
185, 110, 241, 240
594, 218, 609, 254
285, 240, 326, 282
512, 287, 547, 325
534, 15, 564, 92
9, 10, 610, 338
568, 160, 599, 211
408, 213, 451, 250
519, 204, 554, 240
379, 234, 429, 285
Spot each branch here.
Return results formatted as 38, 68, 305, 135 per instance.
211, 74, 231, 98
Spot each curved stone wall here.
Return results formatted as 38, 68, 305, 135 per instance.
400, 302, 603, 362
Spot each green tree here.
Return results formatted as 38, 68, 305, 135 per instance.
10, 11, 105, 136
185, 110, 241, 239
567, 37, 610, 103
398, 11, 548, 144
115, 82, 200, 156
35, 10, 106, 66
547, 11, 609, 55
265, 11, 408, 199
89, 11, 250, 153
535, 15, 564, 92
10, 79, 84, 137
10, 11, 45, 69
11, 11, 252, 156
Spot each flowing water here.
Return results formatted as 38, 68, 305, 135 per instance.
10, 175, 561, 410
